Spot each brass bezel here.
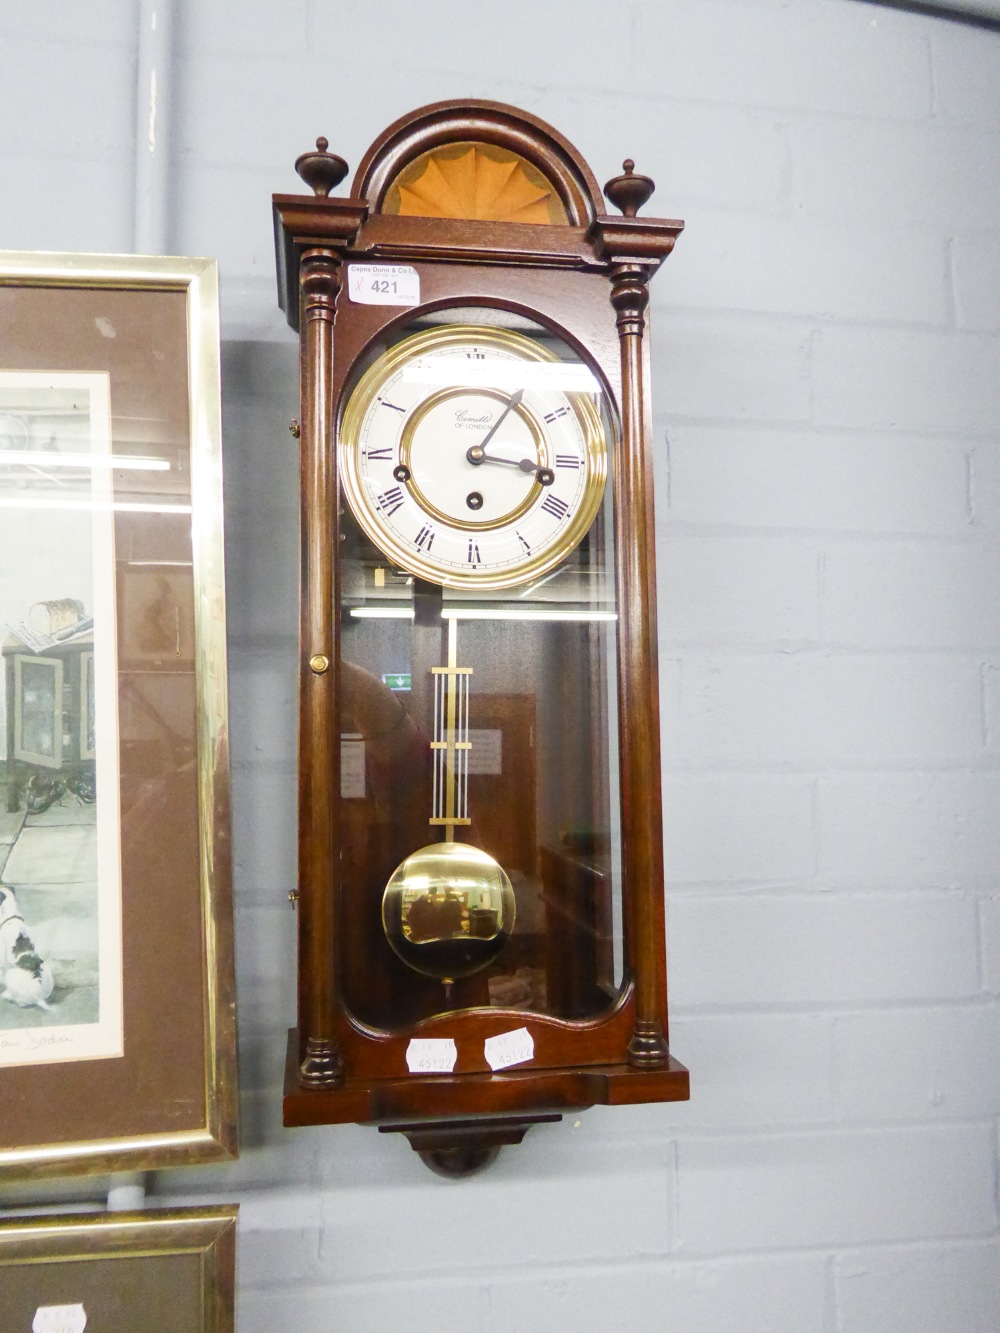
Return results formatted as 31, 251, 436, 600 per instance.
339, 323, 608, 591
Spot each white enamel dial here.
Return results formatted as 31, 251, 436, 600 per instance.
339, 324, 608, 590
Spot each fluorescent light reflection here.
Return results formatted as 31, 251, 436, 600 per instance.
0, 497, 192, 515
349, 606, 617, 623
0, 451, 169, 471
402, 362, 599, 393
443, 608, 617, 622
127, 560, 193, 568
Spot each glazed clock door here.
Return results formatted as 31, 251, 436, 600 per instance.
336, 308, 625, 1032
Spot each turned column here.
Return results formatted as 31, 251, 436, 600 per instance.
609, 259, 670, 1069
296, 247, 343, 1086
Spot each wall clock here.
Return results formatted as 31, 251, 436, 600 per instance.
272, 101, 689, 1175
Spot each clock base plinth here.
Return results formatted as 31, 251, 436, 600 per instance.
282, 1029, 689, 1169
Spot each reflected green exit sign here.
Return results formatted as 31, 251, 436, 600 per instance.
382, 673, 411, 691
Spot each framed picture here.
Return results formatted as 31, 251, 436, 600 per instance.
0, 252, 236, 1178
0, 1206, 237, 1332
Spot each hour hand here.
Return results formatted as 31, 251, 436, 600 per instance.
465, 448, 554, 485
466, 446, 535, 471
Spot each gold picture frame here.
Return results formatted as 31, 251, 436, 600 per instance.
0, 1206, 237, 1332
0, 252, 237, 1178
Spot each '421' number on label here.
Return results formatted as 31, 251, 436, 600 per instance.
348, 264, 421, 307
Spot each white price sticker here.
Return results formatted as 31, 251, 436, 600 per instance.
33, 1306, 87, 1333
406, 1037, 457, 1074
348, 264, 420, 306
484, 1026, 534, 1071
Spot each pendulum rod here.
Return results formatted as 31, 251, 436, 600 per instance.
430, 617, 472, 841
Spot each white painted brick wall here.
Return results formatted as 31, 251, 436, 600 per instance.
813, 326, 1000, 433
833, 1004, 1000, 1120
660, 426, 972, 533
835, 1241, 1000, 1333
792, 119, 1000, 229
663, 775, 817, 882
953, 234, 1000, 331
677, 1123, 998, 1250
817, 773, 1000, 883
656, 316, 814, 422
670, 893, 981, 1006
633, 1, 935, 118
659, 536, 822, 644
981, 895, 1000, 988
663, 214, 951, 324
667, 1013, 838, 1127
666, 654, 985, 768
481, 1254, 834, 1333
2, 1, 1000, 1330
820, 544, 1000, 648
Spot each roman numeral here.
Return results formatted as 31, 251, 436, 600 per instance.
376, 486, 405, 516
414, 524, 436, 550
541, 494, 569, 521
366, 447, 393, 461
379, 400, 405, 414
555, 454, 581, 469
544, 406, 571, 424
517, 532, 531, 554
467, 540, 481, 566
466, 350, 485, 360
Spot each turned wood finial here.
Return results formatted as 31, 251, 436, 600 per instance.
295, 136, 349, 196
604, 158, 655, 217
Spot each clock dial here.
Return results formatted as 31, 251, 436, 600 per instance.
339, 325, 608, 589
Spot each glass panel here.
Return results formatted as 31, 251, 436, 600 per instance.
337, 308, 622, 1029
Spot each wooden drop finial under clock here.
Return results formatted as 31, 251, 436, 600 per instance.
272, 99, 688, 1177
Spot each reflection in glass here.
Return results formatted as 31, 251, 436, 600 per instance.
383, 841, 515, 987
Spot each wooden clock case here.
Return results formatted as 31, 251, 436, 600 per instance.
272, 100, 689, 1175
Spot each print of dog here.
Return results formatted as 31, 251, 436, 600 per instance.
0, 883, 54, 1009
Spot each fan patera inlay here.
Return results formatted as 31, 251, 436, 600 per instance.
384, 142, 567, 225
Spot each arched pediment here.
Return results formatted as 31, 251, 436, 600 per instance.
352, 100, 605, 228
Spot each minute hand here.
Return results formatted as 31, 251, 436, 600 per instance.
466, 388, 524, 465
